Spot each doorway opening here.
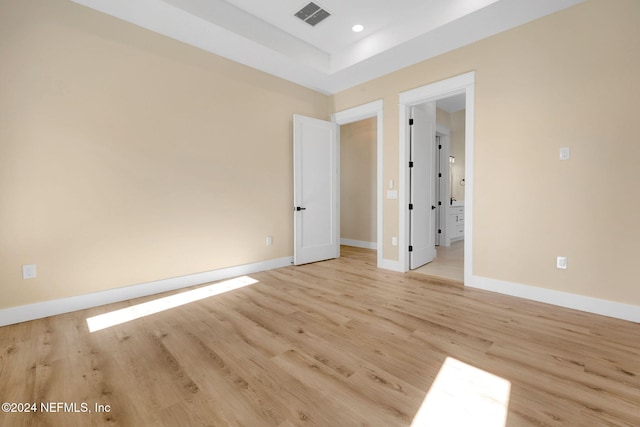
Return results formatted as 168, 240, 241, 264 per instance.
331, 100, 384, 268
339, 118, 377, 253
399, 72, 475, 283
411, 95, 466, 282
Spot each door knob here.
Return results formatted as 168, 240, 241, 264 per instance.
296, 206, 306, 211
431, 205, 436, 210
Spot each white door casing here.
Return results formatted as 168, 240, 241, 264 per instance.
435, 134, 442, 247
409, 103, 437, 269
331, 100, 384, 268
399, 71, 475, 276
293, 114, 340, 265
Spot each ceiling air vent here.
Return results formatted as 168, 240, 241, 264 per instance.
294, 2, 331, 27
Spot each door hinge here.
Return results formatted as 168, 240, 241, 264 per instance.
409, 119, 414, 125
438, 201, 442, 206
408, 245, 413, 252
409, 203, 413, 210
409, 161, 414, 168
438, 173, 442, 178
438, 144, 442, 149
438, 229, 442, 234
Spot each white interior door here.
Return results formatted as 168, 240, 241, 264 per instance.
435, 134, 442, 247
409, 103, 437, 269
293, 114, 339, 265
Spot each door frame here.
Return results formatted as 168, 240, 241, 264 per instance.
331, 100, 384, 269
398, 72, 475, 280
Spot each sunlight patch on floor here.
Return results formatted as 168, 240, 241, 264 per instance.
411, 357, 511, 427
86, 275, 258, 332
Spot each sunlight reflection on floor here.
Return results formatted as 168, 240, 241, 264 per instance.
411, 357, 511, 427
86, 275, 258, 332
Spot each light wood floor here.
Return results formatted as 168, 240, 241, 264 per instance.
1, 247, 638, 426
412, 240, 464, 283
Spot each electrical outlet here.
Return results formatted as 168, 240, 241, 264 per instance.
559, 147, 571, 161
266, 236, 273, 246
22, 264, 37, 279
556, 256, 567, 270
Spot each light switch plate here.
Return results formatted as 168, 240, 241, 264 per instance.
559, 147, 571, 161
556, 256, 567, 269
22, 264, 37, 279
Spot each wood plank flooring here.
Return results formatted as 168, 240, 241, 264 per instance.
1, 246, 638, 426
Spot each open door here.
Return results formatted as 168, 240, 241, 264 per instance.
409, 103, 437, 269
293, 114, 339, 265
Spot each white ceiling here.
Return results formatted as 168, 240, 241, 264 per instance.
70, 0, 584, 94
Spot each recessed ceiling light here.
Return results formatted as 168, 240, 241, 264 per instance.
352, 24, 364, 33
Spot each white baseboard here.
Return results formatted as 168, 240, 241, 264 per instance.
340, 238, 377, 250
467, 275, 640, 323
6, 256, 635, 328
378, 258, 404, 272
0, 256, 293, 328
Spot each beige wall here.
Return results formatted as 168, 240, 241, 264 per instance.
450, 110, 466, 202
436, 108, 452, 129
331, 0, 640, 305
0, 0, 328, 309
340, 118, 377, 243
436, 108, 466, 202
